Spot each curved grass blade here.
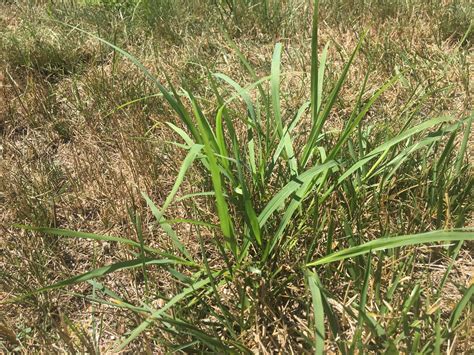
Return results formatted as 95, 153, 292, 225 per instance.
141, 143, 203, 260
13, 225, 185, 262
448, 284, 474, 332
307, 229, 474, 266
142, 192, 193, 261
380, 121, 463, 182
54, 20, 200, 142
10, 258, 177, 302
338, 116, 452, 184
116, 276, 213, 351
103, 93, 163, 119
214, 73, 257, 124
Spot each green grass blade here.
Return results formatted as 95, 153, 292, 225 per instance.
455, 114, 472, 175
156, 144, 202, 218
271, 42, 283, 136
448, 284, 474, 331
214, 73, 257, 124
116, 276, 213, 351
133, 213, 148, 294
352, 254, 371, 353
13, 225, 186, 261
329, 75, 400, 161
270, 42, 298, 175
142, 192, 193, 261
140, 143, 202, 260
103, 93, 162, 119
271, 101, 309, 169
55, 20, 200, 142
307, 229, 474, 266
302, 30, 365, 167
215, 106, 231, 171
166, 121, 196, 147
191, 98, 237, 255
11, 258, 177, 302
310, 0, 320, 125
307, 271, 325, 355
258, 160, 337, 228
223, 31, 270, 117
316, 42, 329, 114
338, 116, 452, 184
380, 121, 462, 182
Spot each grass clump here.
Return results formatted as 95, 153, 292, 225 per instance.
1, 0, 473, 353
0, 20, 93, 79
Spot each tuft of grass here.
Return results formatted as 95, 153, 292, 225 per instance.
1, 0, 473, 353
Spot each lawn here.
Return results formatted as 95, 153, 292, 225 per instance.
0, 0, 473, 353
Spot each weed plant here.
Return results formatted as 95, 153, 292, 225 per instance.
1, 0, 473, 353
